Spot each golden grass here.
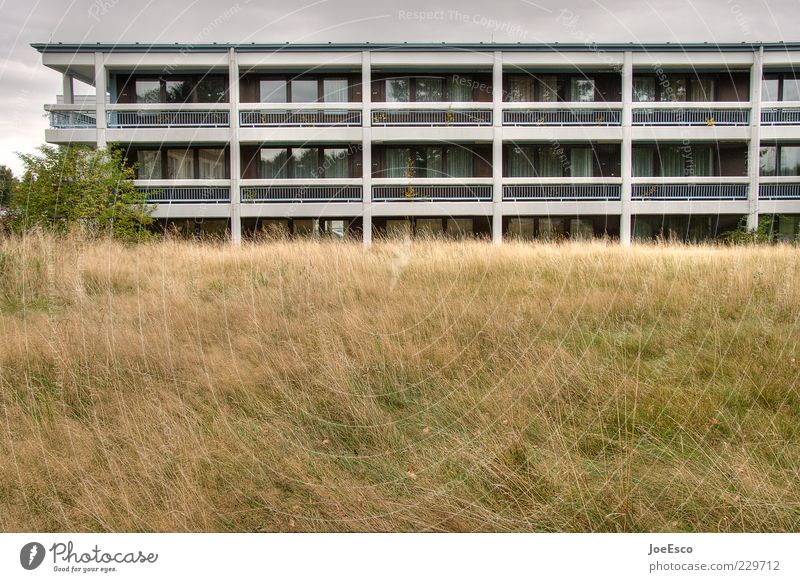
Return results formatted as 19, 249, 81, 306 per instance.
1, 232, 799, 532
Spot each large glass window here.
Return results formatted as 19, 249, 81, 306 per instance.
415, 77, 444, 102
195, 77, 226, 103
539, 147, 565, 177
539, 76, 558, 102
259, 148, 288, 179
322, 79, 348, 103
759, 146, 777, 176
448, 76, 472, 101
447, 218, 473, 239
166, 149, 194, 179
445, 147, 472, 177
165, 79, 193, 103
507, 146, 535, 177
570, 78, 595, 102
292, 148, 318, 178
198, 149, 226, 179
507, 217, 534, 240
416, 147, 443, 178
137, 150, 162, 180
659, 146, 684, 176
416, 218, 444, 237
570, 148, 593, 177
780, 146, 800, 176
385, 148, 413, 178
322, 148, 348, 178
690, 78, 715, 102
135, 80, 160, 103
689, 146, 714, 177
386, 78, 410, 102
633, 77, 656, 102
259, 80, 287, 103
632, 148, 654, 177
570, 218, 594, 240
761, 78, 780, 102
660, 77, 687, 101
782, 78, 800, 101
290, 80, 318, 103
539, 218, 565, 240
507, 76, 534, 102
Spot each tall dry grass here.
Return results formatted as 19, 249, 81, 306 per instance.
0, 232, 799, 532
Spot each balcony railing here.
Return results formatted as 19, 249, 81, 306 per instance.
240, 184, 362, 203
371, 108, 492, 126
239, 109, 361, 127
760, 107, 800, 126
758, 182, 800, 199
503, 184, 621, 201
108, 110, 230, 128
136, 185, 231, 203
372, 184, 492, 201
631, 183, 748, 200
632, 106, 750, 126
49, 110, 97, 128
503, 109, 621, 126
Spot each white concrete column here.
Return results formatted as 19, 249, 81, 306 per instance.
228, 48, 242, 245
491, 51, 503, 244
94, 52, 107, 148
62, 74, 74, 105
361, 50, 373, 247
747, 46, 763, 231
620, 51, 633, 246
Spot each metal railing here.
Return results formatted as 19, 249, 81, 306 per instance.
240, 185, 362, 203
108, 110, 230, 128
632, 109, 749, 126
239, 110, 361, 127
371, 109, 492, 126
503, 109, 621, 126
49, 110, 97, 128
503, 184, 621, 201
760, 108, 800, 125
632, 183, 748, 200
759, 183, 800, 199
372, 184, 492, 201
137, 186, 231, 203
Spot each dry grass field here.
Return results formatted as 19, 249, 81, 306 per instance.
1, 233, 799, 532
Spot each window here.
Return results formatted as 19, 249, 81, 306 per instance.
539, 76, 558, 102
166, 149, 194, 179
137, 150, 162, 180
196, 77, 226, 103
632, 148, 654, 177
777, 215, 800, 241
780, 146, 800, 176
507, 217, 534, 240
386, 78, 410, 102
538, 218, 564, 240
761, 78, 780, 102
570, 148, 593, 177
660, 76, 687, 101
445, 147, 472, 177
293, 219, 314, 236
447, 218, 473, 239
659, 146, 684, 176
633, 77, 656, 102
165, 79, 192, 103
259, 148, 288, 179
507, 146, 535, 177
198, 149, 226, 179
507, 76, 534, 102
416, 147, 443, 178
322, 148, 348, 178
416, 218, 443, 237
323, 219, 347, 239
386, 219, 411, 238
689, 146, 714, 177
690, 78, 714, 102
759, 146, 777, 176
539, 147, 565, 177
292, 148, 318, 178
323, 79, 348, 103
385, 148, 413, 178
448, 76, 472, 101
570, 218, 594, 240
135, 80, 160, 103
570, 78, 595, 102
782, 78, 800, 101
291, 79, 318, 103
259, 80, 287, 103
415, 77, 444, 102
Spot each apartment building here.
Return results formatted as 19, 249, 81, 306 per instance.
33, 42, 800, 244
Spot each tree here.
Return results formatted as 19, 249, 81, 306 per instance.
0, 164, 13, 207
11, 145, 153, 240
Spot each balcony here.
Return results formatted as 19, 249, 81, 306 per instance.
758, 178, 800, 199
107, 105, 230, 128
503, 102, 622, 127
371, 179, 492, 202
632, 103, 750, 126
134, 181, 231, 203
631, 178, 748, 200
240, 180, 362, 203
760, 102, 800, 125
503, 179, 622, 201
239, 103, 362, 127
370, 103, 492, 127
48, 109, 97, 128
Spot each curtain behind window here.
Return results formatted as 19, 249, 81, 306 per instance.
689, 146, 714, 177
690, 78, 715, 102
632, 148, 654, 177
659, 146, 684, 176
448, 77, 472, 101
570, 148, 593, 177
166, 150, 194, 179
507, 146, 535, 177
445, 147, 472, 177
539, 147, 564, 177
386, 148, 413, 178
508, 76, 534, 102
539, 76, 558, 102
138, 150, 161, 180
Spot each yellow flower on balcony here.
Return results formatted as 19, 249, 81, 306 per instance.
706, 117, 715, 126
445, 108, 455, 126
404, 185, 416, 198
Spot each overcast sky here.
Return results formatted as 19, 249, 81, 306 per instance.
0, 0, 796, 174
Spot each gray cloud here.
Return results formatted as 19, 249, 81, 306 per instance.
0, 0, 794, 173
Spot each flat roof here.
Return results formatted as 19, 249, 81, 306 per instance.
30, 41, 800, 54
